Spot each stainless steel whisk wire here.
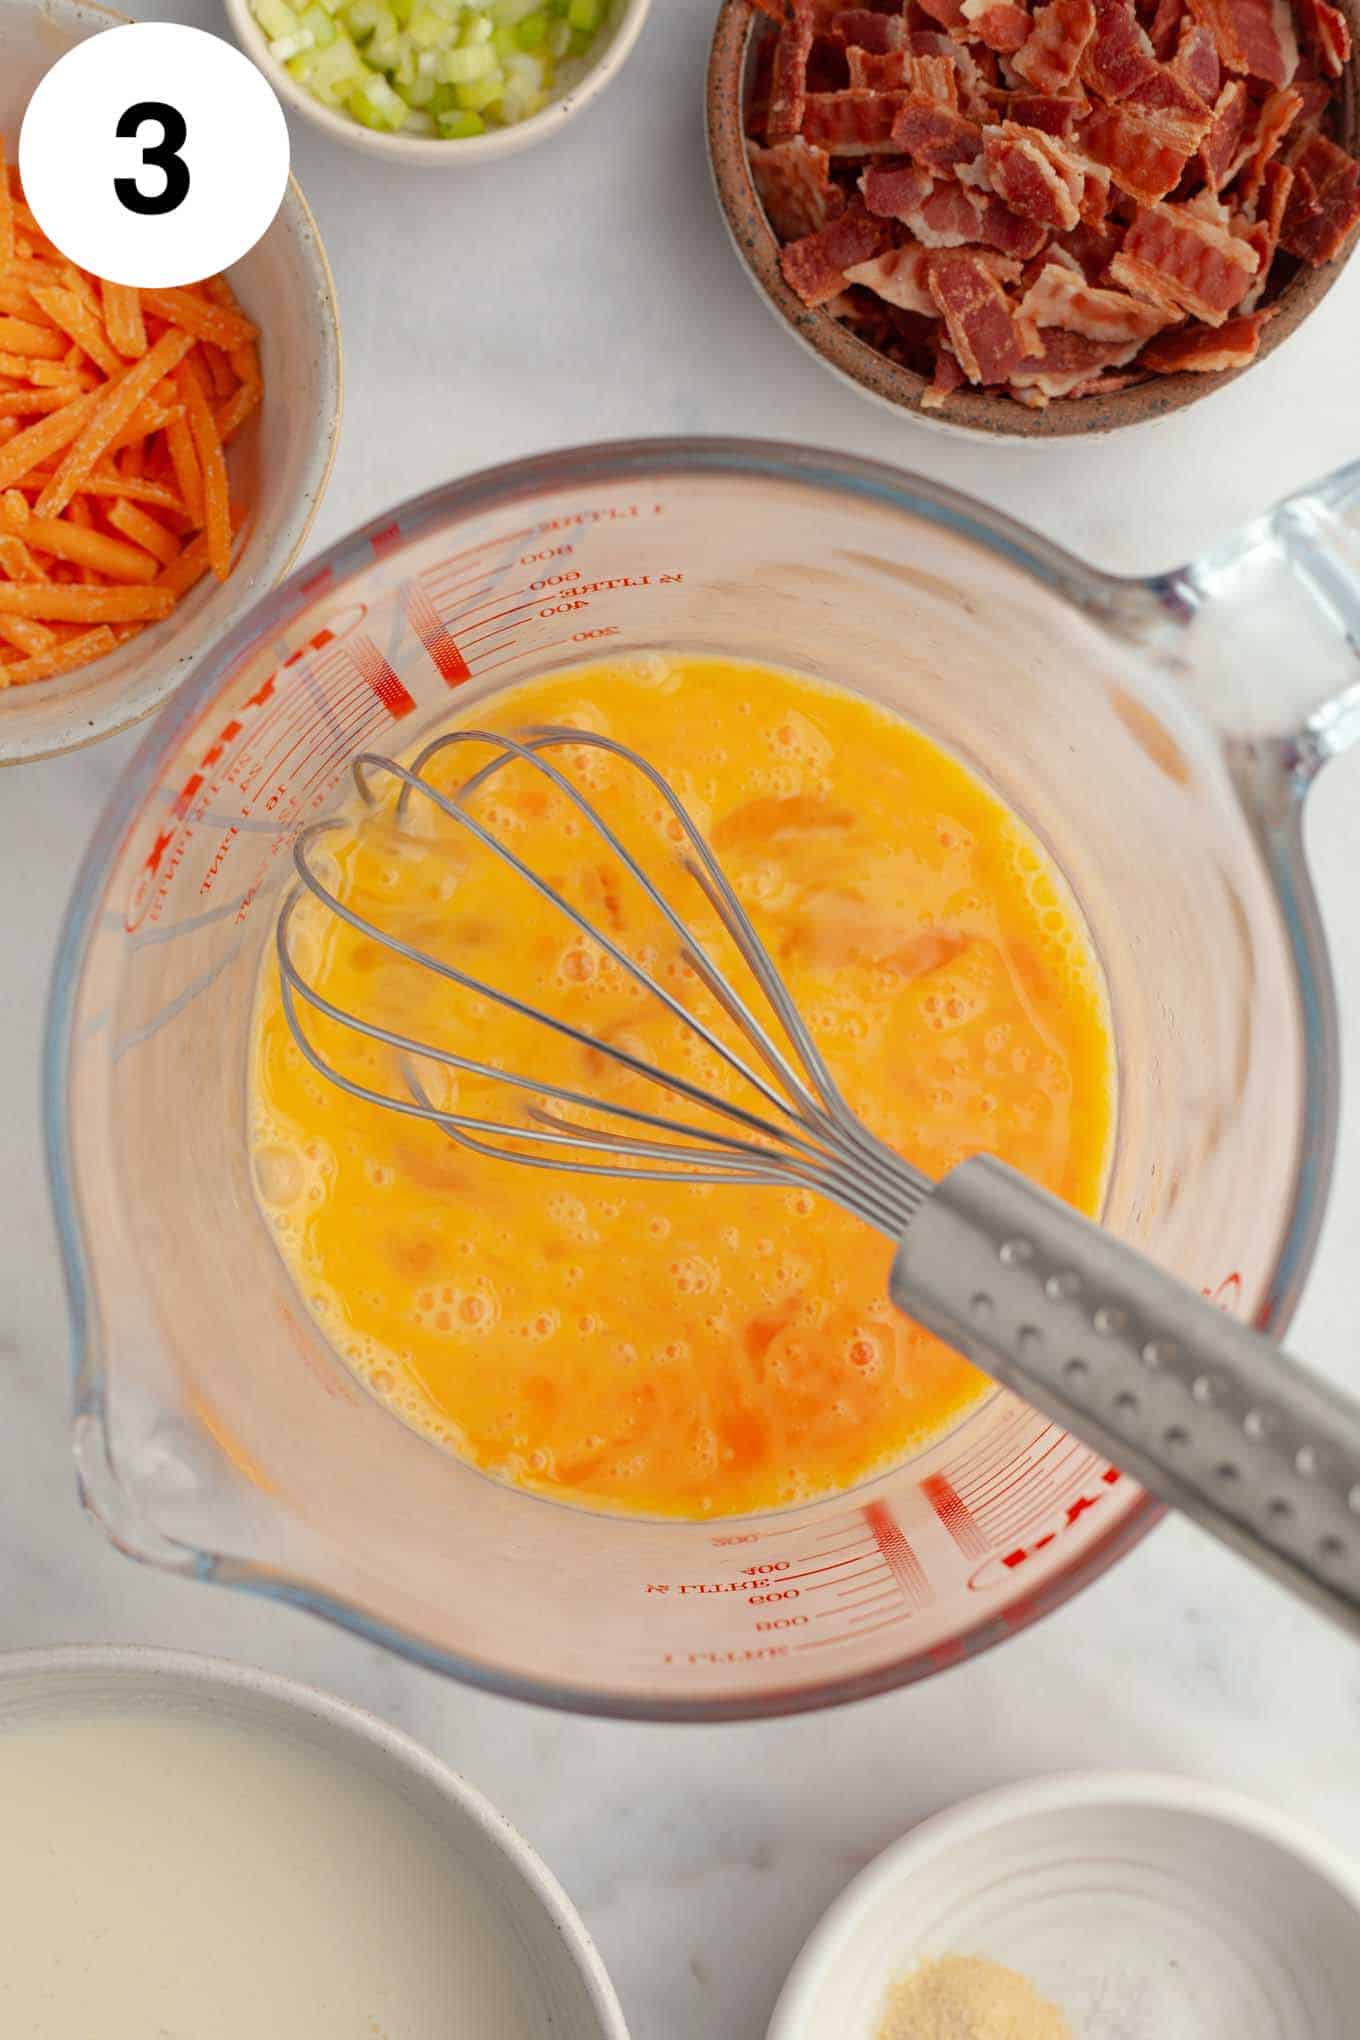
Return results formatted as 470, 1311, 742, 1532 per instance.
277, 724, 931, 1238
275, 722, 1360, 1642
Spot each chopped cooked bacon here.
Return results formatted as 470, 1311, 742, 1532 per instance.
829, 6, 910, 49
1198, 76, 1253, 186
1081, 72, 1213, 203
768, 0, 816, 139
860, 159, 937, 216
847, 238, 1026, 312
986, 120, 1113, 227
1125, 59, 1220, 115
962, 0, 1034, 49
1235, 83, 1303, 197
1140, 310, 1263, 366
1082, 0, 1160, 96
1239, 155, 1293, 302
984, 86, 1088, 129
1032, 238, 1085, 272
844, 243, 939, 310
1009, 328, 1144, 395
753, 0, 848, 17
1020, 255, 1178, 332
780, 201, 892, 303
1109, 198, 1259, 319
749, 137, 846, 240
801, 88, 912, 151
1014, 0, 1097, 86
1056, 213, 1128, 271
921, 338, 968, 405
1186, 0, 1299, 80
927, 248, 1033, 378
892, 96, 985, 166
847, 46, 915, 84
986, 121, 1085, 223
747, 0, 1359, 409
1170, 16, 1223, 94
1295, 0, 1350, 72
916, 0, 970, 28
1066, 367, 1148, 392
900, 176, 1053, 253
1280, 129, 1360, 262
911, 52, 963, 103
1288, 60, 1334, 116
807, 34, 854, 90
1183, 184, 1232, 221
907, 178, 986, 241
913, 31, 1000, 113
1145, 0, 1184, 57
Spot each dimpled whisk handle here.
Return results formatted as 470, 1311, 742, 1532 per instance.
890, 1156, 1360, 1637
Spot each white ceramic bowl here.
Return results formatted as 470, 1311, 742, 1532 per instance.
224, 0, 651, 165
769, 1772, 1360, 2040
0, 1645, 629, 2038
0, 0, 341, 766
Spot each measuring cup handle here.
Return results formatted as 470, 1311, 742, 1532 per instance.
890, 1155, 1360, 1639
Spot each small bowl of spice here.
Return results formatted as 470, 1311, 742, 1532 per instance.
226, 0, 652, 159
768, 1773, 1360, 2038
707, 0, 1360, 434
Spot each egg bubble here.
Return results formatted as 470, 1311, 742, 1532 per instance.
254, 1144, 305, 1206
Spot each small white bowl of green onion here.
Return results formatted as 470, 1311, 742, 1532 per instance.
225, 0, 651, 159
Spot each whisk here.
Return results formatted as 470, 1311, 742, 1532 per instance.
278, 724, 1360, 1638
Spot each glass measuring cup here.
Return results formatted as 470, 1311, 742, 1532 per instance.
46, 439, 1360, 1721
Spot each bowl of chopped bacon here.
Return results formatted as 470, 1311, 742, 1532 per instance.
707, 0, 1360, 432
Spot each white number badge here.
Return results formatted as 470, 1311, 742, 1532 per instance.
19, 23, 290, 289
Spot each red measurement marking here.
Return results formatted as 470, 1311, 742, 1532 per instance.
794, 1611, 914, 1652
937, 1402, 1115, 1552
346, 634, 416, 719
1205, 1272, 1243, 1314
405, 581, 469, 685
776, 1552, 874, 1587
863, 1500, 930, 1609
429, 526, 534, 572
922, 1472, 988, 1561
443, 582, 530, 618
283, 628, 333, 670
472, 634, 580, 679
370, 521, 402, 559
299, 564, 334, 598
968, 1467, 1124, 1591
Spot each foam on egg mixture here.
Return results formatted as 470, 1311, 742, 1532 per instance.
250, 655, 1114, 1518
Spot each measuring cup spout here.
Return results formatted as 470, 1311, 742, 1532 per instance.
1136, 459, 1360, 787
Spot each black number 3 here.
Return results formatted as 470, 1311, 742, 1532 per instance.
114, 102, 190, 217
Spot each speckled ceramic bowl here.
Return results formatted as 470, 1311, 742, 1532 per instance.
0, 0, 342, 764
706, 0, 1360, 438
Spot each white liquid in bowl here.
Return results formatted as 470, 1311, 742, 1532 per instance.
0, 1709, 546, 2037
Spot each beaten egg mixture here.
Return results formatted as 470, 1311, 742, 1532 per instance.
251, 656, 1114, 1517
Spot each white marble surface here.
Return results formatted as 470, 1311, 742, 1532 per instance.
4, 3, 1360, 2035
